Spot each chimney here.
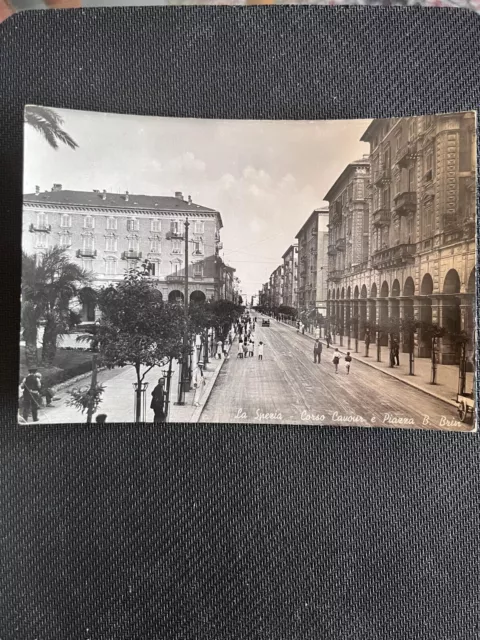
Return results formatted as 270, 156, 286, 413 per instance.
175, 191, 184, 200
125, 191, 129, 202
188, 195, 192, 205
102, 190, 107, 200
52, 183, 62, 192
35, 185, 40, 196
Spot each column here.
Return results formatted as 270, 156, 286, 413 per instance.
359, 299, 367, 340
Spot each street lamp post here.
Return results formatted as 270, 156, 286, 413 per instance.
176, 217, 190, 406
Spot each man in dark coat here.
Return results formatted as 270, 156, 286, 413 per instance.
151, 378, 166, 423
21, 368, 41, 422
313, 339, 323, 364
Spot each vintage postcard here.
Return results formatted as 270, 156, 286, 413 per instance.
19, 107, 477, 430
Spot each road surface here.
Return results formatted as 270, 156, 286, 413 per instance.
200, 317, 464, 430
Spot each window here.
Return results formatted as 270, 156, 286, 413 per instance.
148, 262, 159, 276
172, 239, 181, 254
408, 167, 415, 191
105, 235, 117, 252
83, 236, 94, 253
170, 220, 180, 235
36, 232, 48, 248
150, 236, 161, 253
395, 177, 401, 196
105, 258, 117, 275
424, 148, 434, 180
459, 128, 472, 172
423, 200, 434, 239
172, 260, 182, 275
383, 143, 391, 169
84, 216, 94, 229
82, 259, 93, 272
106, 217, 117, 230
126, 219, 139, 232
395, 130, 402, 152
151, 219, 161, 232
60, 233, 71, 248
193, 262, 203, 277
128, 237, 139, 251
61, 214, 72, 228
194, 221, 204, 234
36, 212, 48, 229
382, 186, 390, 208
193, 240, 204, 255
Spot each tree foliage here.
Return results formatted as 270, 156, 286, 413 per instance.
24, 106, 78, 150
209, 300, 243, 339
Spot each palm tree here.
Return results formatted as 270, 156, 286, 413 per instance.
21, 247, 91, 367
24, 106, 78, 150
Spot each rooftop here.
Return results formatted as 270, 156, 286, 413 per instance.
323, 157, 370, 202
295, 208, 329, 239
24, 186, 221, 220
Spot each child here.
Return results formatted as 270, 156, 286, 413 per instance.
242, 341, 248, 358
345, 352, 352, 374
238, 339, 243, 358
248, 340, 254, 357
332, 348, 340, 373
258, 341, 264, 360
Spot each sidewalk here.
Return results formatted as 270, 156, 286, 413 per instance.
276, 317, 470, 407
27, 345, 229, 425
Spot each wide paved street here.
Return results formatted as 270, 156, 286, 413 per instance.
201, 317, 464, 430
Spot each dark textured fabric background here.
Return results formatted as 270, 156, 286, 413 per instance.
0, 7, 479, 639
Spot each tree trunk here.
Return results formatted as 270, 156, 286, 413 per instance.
135, 364, 142, 424
25, 339, 38, 369
41, 315, 58, 367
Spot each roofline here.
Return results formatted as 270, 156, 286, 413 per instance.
294, 208, 329, 239
360, 118, 388, 143
323, 160, 370, 202
281, 243, 298, 260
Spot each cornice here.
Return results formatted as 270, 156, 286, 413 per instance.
23, 201, 220, 219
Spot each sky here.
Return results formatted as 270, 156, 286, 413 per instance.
24, 108, 370, 299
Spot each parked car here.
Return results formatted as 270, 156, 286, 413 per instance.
262, 319, 270, 327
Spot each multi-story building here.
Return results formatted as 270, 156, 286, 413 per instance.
326, 113, 476, 364
23, 186, 234, 321
271, 265, 284, 308
281, 243, 298, 308
295, 208, 329, 320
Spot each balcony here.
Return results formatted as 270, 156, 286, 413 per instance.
372, 208, 391, 227
352, 261, 369, 275
394, 191, 416, 216
166, 230, 183, 240
121, 250, 142, 260
371, 243, 415, 270
373, 165, 391, 186
329, 270, 343, 283
335, 237, 346, 252
29, 223, 51, 233
395, 141, 417, 168
327, 244, 337, 257
76, 249, 97, 258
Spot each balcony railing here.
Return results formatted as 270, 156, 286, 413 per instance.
121, 250, 142, 260
76, 249, 97, 258
373, 165, 391, 185
29, 223, 51, 233
395, 140, 418, 168
335, 237, 346, 251
372, 208, 391, 227
352, 261, 369, 274
327, 244, 337, 256
165, 273, 185, 281
371, 243, 415, 270
394, 191, 416, 216
329, 269, 343, 282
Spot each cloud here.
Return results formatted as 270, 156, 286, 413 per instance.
167, 151, 206, 173
219, 173, 235, 191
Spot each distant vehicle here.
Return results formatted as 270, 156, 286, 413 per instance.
262, 319, 270, 327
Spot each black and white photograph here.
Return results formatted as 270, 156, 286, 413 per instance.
19, 107, 477, 430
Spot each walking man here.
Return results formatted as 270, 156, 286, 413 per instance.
248, 340, 255, 357
150, 378, 166, 423
258, 341, 264, 360
393, 339, 400, 366
21, 368, 42, 422
326, 332, 331, 349
192, 362, 206, 407
314, 339, 322, 364
345, 352, 352, 374
332, 348, 340, 374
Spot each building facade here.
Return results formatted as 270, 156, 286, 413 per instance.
281, 243, 298, 308
326, 114, 476, 364
295, 208, 329, 319
271, 265, 284, 308
23, 186, 234, 321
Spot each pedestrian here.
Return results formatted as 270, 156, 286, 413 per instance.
393, 339, 400, 366
302, 322, 306, 335
296, 321, 300, 334
192, 362, 206, 407
258, 341, 264, 360
345, 352, 352, 374
242, 340, 248, 358
150, 378, 166, 423
314, 339, 322, 364
389, 341, 396, 367
332, 348, 340, 374
238, 339, 243, 358
21, 368, 42, 422
35, 372, 56, 407
326, 332, 331, 348
216, 339, 223, 360
248, 340, 254, 357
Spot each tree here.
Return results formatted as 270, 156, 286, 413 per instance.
97, 267, 185, 423
24, 106, 78, 150
210, 300, 243, 341
21, 247, 90, 367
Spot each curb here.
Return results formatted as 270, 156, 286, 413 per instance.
52, 367, 107, 393
277, 319, 458, 408
193, 342, 233, 423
